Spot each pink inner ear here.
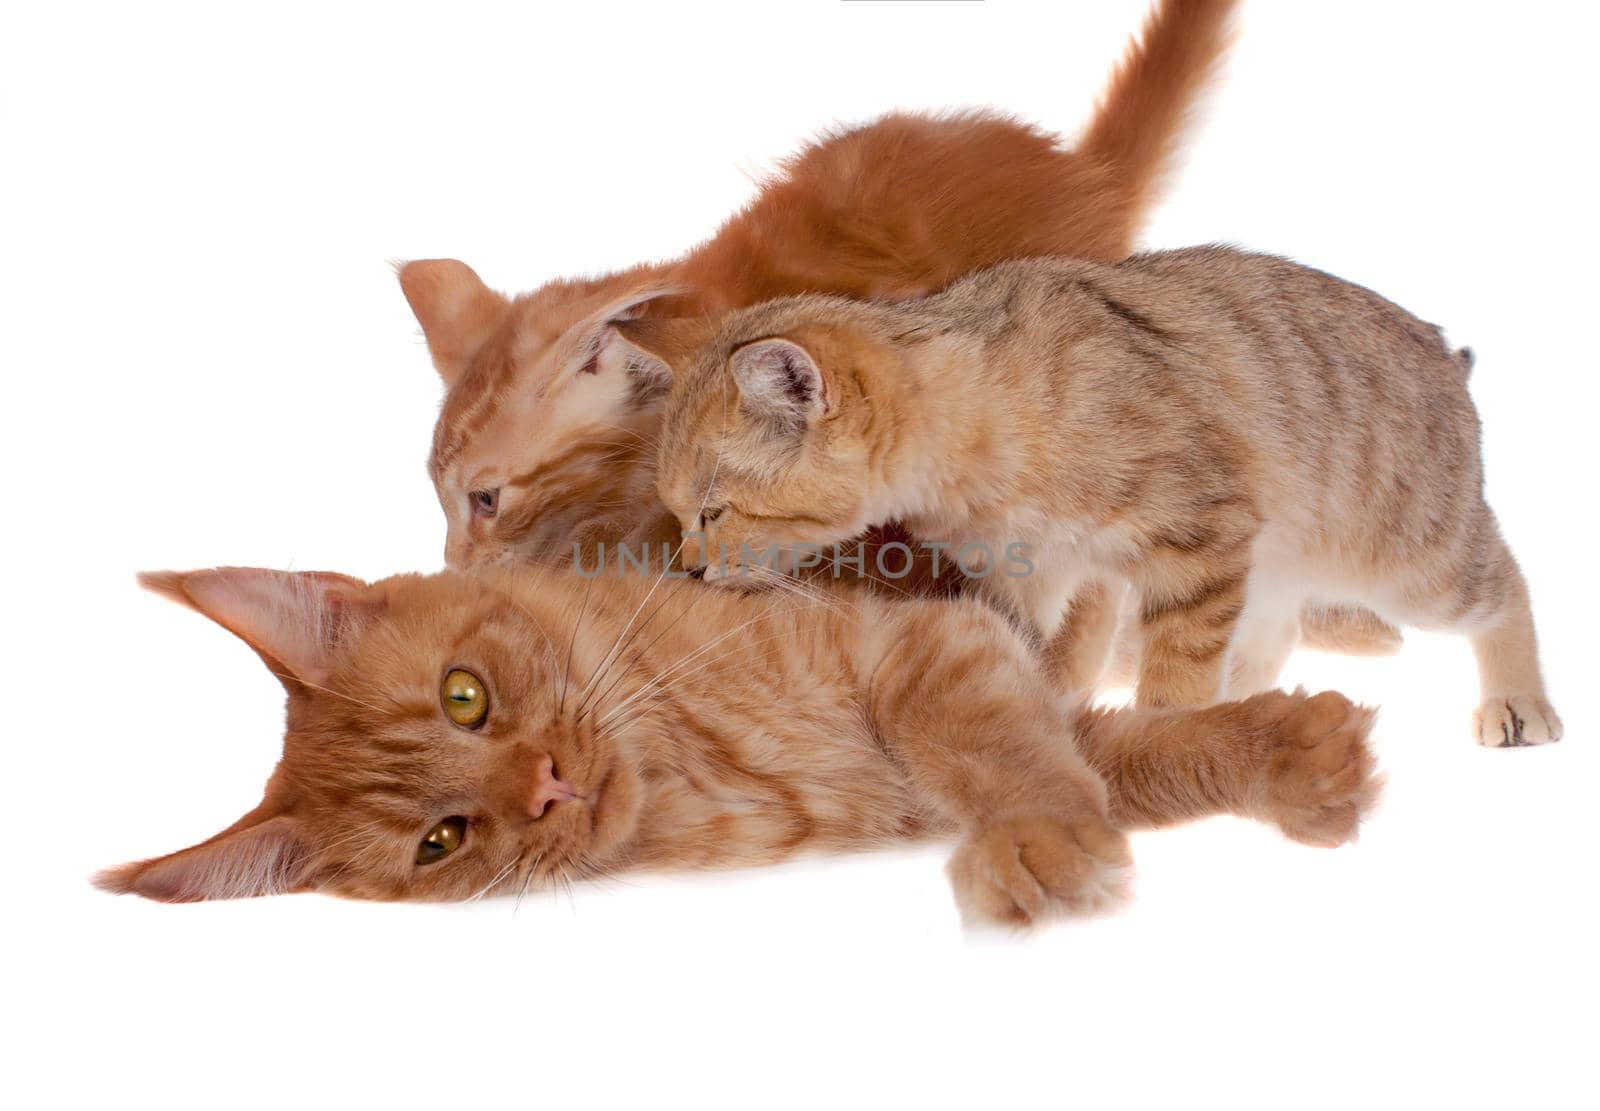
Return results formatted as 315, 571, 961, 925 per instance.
774, 347, 822, 407
732, 339, 827, 424
95, 813, 307, 903
151, 567, 380, 688
592, 323, 672, 392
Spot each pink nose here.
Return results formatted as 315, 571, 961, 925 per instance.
528, 755, 579, 819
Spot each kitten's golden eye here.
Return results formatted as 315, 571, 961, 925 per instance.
416, 817, 467, 865
441, 668, 488, 728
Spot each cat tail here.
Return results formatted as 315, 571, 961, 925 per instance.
1079, 0, 1240, 240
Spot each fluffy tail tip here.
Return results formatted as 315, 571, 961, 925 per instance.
91, 862, 139, 895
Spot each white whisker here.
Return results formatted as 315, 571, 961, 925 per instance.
469, 857, 519, 902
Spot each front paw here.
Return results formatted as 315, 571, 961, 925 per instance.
1474, 696, 1563, 748
946, 815, 1133, 928
1261, 690, 1382, 848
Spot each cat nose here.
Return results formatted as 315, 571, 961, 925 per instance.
527, 754, 578, 820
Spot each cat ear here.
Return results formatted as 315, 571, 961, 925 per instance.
565, 290, 690, 400
606, 314, 717, 391
729, 338, 829, 433
138, 567, 382, 689
398, 259, 510, 386
94, 805, 308, 902
590, 323, 672, 398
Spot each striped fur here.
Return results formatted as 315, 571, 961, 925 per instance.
396, 0, 1396, 663
95, 565, 1380, 924
398, 0, 1240, 576
653, 248, 1561, 747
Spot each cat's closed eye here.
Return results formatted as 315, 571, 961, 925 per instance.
416, 817, 468, 865
701, 506, 725, 525
441, 668, 489, 728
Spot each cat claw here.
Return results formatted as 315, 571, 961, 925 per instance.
1474, 696, 1563, 748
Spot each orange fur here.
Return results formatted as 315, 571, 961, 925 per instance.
396, 1, 1395, 663
399, 0, 1240, 574
651, 248, 1559, 745
96, 565, 1381, 923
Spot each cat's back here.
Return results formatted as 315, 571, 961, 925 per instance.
677, 111, 1121, 309
956, 246, 1477, 427
1091, 247, 1486, 547
918, 247, 1484, 540
952, 246, 1457, 352
1115, 246, 1465, 377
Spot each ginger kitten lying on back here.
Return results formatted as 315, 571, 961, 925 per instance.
644, 247, 1561, 747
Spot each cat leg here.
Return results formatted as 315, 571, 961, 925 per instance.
1043, 579, 1128, 699
1133, 551, 1253, 709
1224, 590, 1302, 699
1298, 604, 1404, 656
1182, 600, 1399, 696
1463, 545, 1561, 748
1395, 510, 1561, 747
867, 602, 1132, 927
1100, 615, 1141, 690
1074, 689, 1382, 847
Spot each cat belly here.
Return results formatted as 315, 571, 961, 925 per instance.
1218, 527, 1359, 698
1219, 519, 1430, 696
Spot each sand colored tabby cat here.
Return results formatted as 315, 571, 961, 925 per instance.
95, 565, 1379, 922
648, 247, 1560, 747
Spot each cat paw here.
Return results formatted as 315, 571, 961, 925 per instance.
1474, 696, 1563, 747
946, 815, 1133, 928
1263, 690, 1383, 848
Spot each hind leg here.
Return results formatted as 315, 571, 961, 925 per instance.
1299, 605, 1404, 657
1400, 513, 1561, 747
1468, 563, 1562, 747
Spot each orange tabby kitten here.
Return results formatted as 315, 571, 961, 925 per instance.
398, 0, 1239, 571
95, 565, 1378, 922
648, 247, 1560, 747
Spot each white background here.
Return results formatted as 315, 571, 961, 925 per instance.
3, 1, 1596, 1106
